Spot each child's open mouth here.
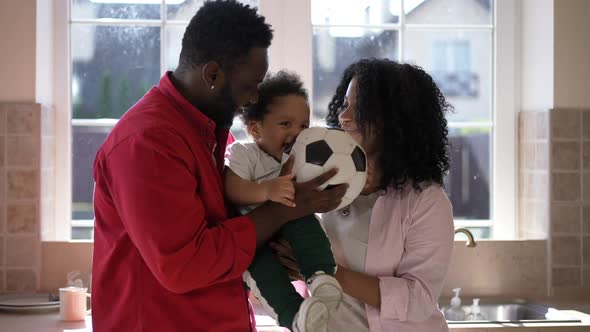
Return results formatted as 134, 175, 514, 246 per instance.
283, 141, 295, 154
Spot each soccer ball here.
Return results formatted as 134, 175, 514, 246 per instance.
289, 127, 367, 210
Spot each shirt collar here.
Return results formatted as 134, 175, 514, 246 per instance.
157, 71, 217, 137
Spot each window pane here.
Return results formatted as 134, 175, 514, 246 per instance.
404, 29, 492, 122
71, 25, 161, 119
312, 0, 401, 25
404, 0, 493, 25
166, 25, 186, 71
445, 127, 491, 220
455, 227, 490, 240
312, 28, 399, 123
71, 24, 161, 222
71, 0, 161, 20
167, 0, 259, 21
230, 117, 249, 143
72, 123, 115, 221
72, 223, 95, 240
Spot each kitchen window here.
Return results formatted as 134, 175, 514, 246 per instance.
310, 0, 496, 237
65, 0, 258, 239
52, 0, 517, 240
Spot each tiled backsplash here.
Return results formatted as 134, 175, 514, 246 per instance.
520, 109, 590, 299
0, 103, 55, 293
442, 240, 547, 299
2, 104, 589, 300
519, 111, 550, 239
39, 240, 549, 301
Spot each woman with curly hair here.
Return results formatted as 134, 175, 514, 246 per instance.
273, 58, 454, 331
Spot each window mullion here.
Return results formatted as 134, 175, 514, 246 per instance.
400, 0, 405, 61
70, 18, 162, 26
161, 0, 167, 75
405, 24, 494, 30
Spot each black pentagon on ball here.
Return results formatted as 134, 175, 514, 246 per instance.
351, 146, 366, 172
306, 140, 333, 166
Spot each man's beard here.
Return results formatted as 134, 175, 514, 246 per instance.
208, 83, 239, 129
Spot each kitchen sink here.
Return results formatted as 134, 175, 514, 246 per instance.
439, 299, 582, 324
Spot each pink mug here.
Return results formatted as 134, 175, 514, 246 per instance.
59, 286, 91, 321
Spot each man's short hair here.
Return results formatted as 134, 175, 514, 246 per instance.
179, 0, 273, 70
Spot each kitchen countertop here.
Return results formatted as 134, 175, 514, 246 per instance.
0, 311, 288, 332
0, 311, 91, 332
0, 308, 589, 332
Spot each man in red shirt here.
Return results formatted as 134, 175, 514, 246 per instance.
91, 1, 346, 331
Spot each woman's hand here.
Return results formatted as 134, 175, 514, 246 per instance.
270, 238, 303, 281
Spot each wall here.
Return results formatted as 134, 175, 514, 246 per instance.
0, 0, 37, 102
547, 0, 590, 298
35, 0, 54, 106
517, 0, 590, 300
520, 109, 590, 299
41, 242, 92, 292
520, 0, 554, 112
550, 109, 590, 296
0, 103, 55, 292
1, 0, 588, 301
0, 0, 56, 292
444, 240, 547, 299
554, 0, 590, 109
519, 111, 550, 240
39, 241, 548, 301
1, 104, 46, 292
548, 108, 590, 295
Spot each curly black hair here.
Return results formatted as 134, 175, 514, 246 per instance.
241, 70, 308, 123
178, 0, 273, 71
326, 58, 452, 192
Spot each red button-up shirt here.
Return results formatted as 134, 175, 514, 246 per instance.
92, 72, 256, 331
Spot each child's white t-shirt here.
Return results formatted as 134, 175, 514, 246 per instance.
225, 141, 289, 213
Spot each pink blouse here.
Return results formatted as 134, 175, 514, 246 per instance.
363, 184, 454, 331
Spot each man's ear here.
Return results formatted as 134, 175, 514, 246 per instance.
247, 121, 261, 139
201, 61, 225, 90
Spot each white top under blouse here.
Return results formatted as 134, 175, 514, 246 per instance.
320, 192, 380, 332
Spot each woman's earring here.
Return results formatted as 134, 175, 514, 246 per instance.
210, 85, 215, 90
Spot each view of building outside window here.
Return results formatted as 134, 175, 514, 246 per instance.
311, 0, 494, 237
70, 0, 494, 239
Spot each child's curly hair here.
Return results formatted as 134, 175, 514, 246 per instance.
326, 58, 452, 191
241, 70, 308, 123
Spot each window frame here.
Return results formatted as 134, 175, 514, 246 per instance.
51, 0, 518, 241
270, 0, 517, 238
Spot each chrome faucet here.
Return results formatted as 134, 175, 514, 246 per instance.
454, 228, 477, 247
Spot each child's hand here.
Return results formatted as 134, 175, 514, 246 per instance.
264, 174, 296, 207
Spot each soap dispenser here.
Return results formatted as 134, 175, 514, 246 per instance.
466, 298, 485, 320
444, 288, 466, 321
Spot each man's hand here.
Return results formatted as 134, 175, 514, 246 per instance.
279, 155, 348, 217
291, 169, 348, 216
248, 156, 348, 247
270, 238, 302, 281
